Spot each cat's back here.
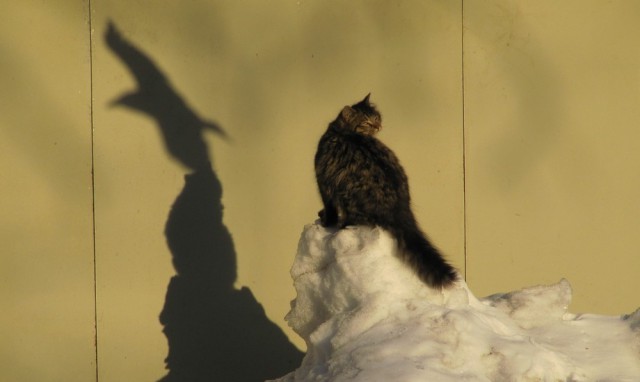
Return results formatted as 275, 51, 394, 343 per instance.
316, 127, 387, 171
316, 127, 408, 194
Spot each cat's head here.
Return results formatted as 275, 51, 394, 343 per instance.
335, 94, 382, 135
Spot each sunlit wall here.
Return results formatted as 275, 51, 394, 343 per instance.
1, 1, 638, 381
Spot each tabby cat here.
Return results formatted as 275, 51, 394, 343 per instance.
314, 94, 458, 288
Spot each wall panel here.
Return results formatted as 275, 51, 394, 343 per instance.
92, 1, 464, 380
0, 1, 96, 381
464, 0, 640, 314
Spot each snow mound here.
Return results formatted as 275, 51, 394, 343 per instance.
271, 223, 640, 382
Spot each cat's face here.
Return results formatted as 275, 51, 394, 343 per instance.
336, 94, 382, 136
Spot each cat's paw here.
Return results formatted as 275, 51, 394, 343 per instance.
319, 209, 339, 227
318, 209, 329, 226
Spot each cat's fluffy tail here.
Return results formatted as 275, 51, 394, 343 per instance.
387, 216, 458, 289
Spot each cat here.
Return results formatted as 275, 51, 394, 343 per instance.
314, 94, 458, 288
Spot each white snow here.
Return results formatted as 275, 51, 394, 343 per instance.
270, 223, 640, 382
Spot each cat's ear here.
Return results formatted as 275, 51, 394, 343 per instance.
339, 106, 359, 126
352, 93, 371, 109
340, 106, 355, 120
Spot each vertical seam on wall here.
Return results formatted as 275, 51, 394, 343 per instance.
88, 0, 99, 380
461, 0, 468, 281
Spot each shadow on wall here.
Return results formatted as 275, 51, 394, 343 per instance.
105, 21, 304, 382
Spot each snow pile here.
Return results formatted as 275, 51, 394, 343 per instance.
271, 223, 640, 382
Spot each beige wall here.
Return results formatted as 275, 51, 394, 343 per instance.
2, 1, 638, 381
1, 1, 96, 381
464, 0, 640, 314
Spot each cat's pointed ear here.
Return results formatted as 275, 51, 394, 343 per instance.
340, 106, 354, 120
361, 93, 371, 105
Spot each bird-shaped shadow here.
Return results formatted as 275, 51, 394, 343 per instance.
106, 21, 226, 171
105, 21, 304, 382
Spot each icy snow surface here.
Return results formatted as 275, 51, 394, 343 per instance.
270, 223, 640, 382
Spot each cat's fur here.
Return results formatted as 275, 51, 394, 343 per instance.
315, 94, 458, 288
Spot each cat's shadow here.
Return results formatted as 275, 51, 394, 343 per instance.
105, 21, 304, 382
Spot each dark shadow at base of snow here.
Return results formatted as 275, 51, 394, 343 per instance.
159, 168, 304, 382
